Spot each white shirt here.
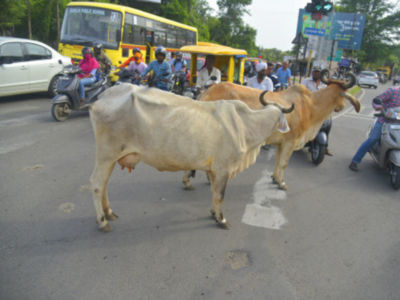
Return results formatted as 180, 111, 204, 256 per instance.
196, 67, 221, 90
247, 76, 273, 91
302, 77, 327, 92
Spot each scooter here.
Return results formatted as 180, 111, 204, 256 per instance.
115, 69, 143, 86
183, 75, 218, 100
304, 117, 332, 165
51, 64, 109, 122
368, 98, 400, 190
170, 71, 189, 95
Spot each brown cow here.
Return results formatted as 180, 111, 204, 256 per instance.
193, 69, 361, 190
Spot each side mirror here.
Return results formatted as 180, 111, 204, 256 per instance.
210, 76, 217, 81
373, 98, 383, 105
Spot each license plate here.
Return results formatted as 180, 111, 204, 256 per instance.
59, 76, 70, 81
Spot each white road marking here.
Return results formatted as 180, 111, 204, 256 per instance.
0, 138, 35, 155
242, 150, 288, 230
0, 112, 49, 129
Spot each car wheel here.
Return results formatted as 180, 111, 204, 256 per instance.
48, 75, 60, 98
51, 102, 71, 122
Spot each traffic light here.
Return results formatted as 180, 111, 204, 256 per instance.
305, 1, 333, 15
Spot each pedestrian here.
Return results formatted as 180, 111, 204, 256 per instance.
247, 62, 273, 92
266, 62, 281, 91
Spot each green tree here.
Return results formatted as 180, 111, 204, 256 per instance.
0, 0, 26, 36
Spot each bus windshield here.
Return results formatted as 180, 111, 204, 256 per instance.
60, 7, 122, 49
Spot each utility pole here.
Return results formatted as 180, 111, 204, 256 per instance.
27, 0, 32, 39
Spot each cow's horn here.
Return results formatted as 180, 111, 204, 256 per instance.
259, 90, 269, 106
341, 91, 361, 113
342, 72, 356, 89
320, 69, 330, 85
281, 103, 295, 114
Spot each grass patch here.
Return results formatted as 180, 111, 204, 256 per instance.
349, 86, 361, 96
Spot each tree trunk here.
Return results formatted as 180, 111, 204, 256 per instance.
26, 0, 32, 39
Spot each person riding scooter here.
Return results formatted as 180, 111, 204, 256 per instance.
93, 43, 112, 73
116, 47, 143, 72
302, 66, 333, 157
349, 86, 400, 172
78, 47, 99, 104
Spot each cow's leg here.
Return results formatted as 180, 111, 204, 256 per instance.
272, 144, 282, 184
102, 167, 118, 221
182, 170, 196, 190
275, 142, 295, 191
90, 160, 117, 232
209, 172, 230, 230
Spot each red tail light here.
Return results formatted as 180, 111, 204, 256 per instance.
71, 58, 74, 65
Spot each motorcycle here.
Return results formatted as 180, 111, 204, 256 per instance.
170, 71, 189, 95
183, 75, 218, 100
115, 68, 142, 86
304, 117, 332, 165
368, 98, 400, 190
51, 64, 109, 122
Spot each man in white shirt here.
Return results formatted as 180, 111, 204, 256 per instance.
247, 63, 273, 91
302, 65, 327, 92
196, 55, 221, 94
302, 66, 333, 156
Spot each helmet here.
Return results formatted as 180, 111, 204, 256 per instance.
245, 61, 252, 69
93, 43, 103, 51
176, 51, 183, 58
155, 46, 167, 58
132, 47, 141, 54
82, 46, 93, 58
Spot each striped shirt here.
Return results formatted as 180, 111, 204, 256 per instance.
375, 87, 400, 123
140, 60, 171, 89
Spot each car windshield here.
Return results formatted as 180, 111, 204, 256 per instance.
361, 72, 376, 77
60, 7, 122, 49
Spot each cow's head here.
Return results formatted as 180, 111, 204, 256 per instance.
320, 69, 361, 113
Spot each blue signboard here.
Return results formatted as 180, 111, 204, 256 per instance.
339, 58, 350, 67
296, 9, 366, 50
304, 28, 326, 36
331, 13, 365, 50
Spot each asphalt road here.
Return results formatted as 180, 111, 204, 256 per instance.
1, 84, 400, 300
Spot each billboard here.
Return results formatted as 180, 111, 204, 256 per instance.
296, 9, 365, 50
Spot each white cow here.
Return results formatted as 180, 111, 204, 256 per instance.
89, 84, 294, 232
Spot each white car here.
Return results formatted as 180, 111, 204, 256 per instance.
0, 37, 72, 98
357, 71, 379, 89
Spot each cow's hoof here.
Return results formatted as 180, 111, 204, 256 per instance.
105, 212, 119, 221
218, 221, 231, 230
278, 183, 288, 191
271, 176, 279, 185
99, 224, 113, 233
183, 185, 196, 190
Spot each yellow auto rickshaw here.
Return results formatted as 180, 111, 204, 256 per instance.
179, 44, 248, 87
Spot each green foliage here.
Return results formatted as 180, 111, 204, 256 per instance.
0, 0, 26, 34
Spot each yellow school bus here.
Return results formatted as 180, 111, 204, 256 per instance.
58, 2, 198, 81
376, 66, 391, 78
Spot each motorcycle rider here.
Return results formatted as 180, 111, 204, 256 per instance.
126, 51, 147, 75
137, 46, 171, 91
196, 54, 221, 94
116, 47, 143, 72
266, 62, 281, 91
93, 43, 112, 73
349, 86, 400, 171
78, 47, 99, 104
244, 61, 257, 78
171, 51, 187, 73
302, 66, 333, 156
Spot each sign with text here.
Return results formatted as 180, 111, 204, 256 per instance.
331, 13, 366, 50
339, 58, 350, 67
304, 27, 326, 36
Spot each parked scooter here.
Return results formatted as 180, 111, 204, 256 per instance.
304, 117, 332, 165
368, 98, 400, 189
51, 64, 109, 122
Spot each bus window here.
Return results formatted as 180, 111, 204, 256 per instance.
154, 31, 166, 46
177, 29, 186, 48
167, 33, 176, 48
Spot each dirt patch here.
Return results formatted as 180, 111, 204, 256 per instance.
59, 203, 75, 213
19, 164, 44, 171
225, 250, 251, 269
